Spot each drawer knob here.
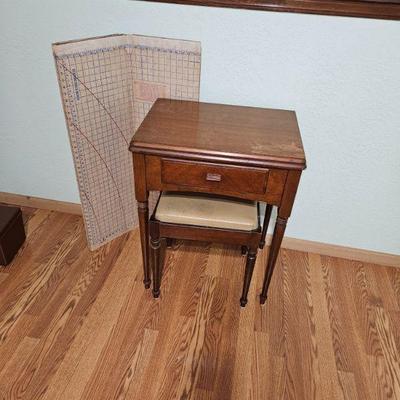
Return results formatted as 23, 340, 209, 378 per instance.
206, 173, 222, 182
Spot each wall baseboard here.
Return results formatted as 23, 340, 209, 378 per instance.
265, 235, 399, 268
295, 238, 399, 267
1, 191, 398, 268
0, 192, 82, 215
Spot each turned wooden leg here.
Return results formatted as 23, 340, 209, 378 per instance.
241, 245, 247, 256
138, 201, 151, 289
166, 238, 173, 248
150, 236, 161, 298
240, 248, 257, 307
259, 204, 273, 249
260, 216, 287, 304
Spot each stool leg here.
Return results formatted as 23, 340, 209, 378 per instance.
259, 204, 273, 249
240, 249, 257, 307
150, 237, 161, 298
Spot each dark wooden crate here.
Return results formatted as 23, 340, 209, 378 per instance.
0, 206, 26, 266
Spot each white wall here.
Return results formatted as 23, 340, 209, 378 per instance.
0, 0, 399, 254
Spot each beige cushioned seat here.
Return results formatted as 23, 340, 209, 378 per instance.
155, 192, 258, 231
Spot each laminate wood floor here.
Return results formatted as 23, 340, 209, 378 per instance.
0, 207, 400, 399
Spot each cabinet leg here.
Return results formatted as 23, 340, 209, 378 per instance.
260, 216, 287, 304
151, 237, 161, 298
240, 248, 257, 307
138, 201, 151, 289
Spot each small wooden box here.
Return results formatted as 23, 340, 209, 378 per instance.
0, 206, 26, 266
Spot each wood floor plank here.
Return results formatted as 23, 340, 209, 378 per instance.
326, 258, 373, 399
195, 275, 229, 392
368, 353, 396, 400
206, 246, 243, 400
320, 255, 354, 373
0, 336, 39, 399
0, 314, 35, 372
388, 268, 400, 309
0, 208, 400, 400
119, 328, 159, 400
366, 264, 400, 312
193, 388, 214, 400
254, 247, 285, 358
153, 315, 194, 400
251, 330, 270, 399
374, 306, 400, 398
277, 251, 308, 399
338, 371, 359, 400
387, 310, 400, 362
231, 262, 259, 399
288, 249, 324, 400
308, 253, 345, 400
204, 244, 225, 278
0, 272, 9, 285
179, 242, 210, 318
176, 275, 217, 399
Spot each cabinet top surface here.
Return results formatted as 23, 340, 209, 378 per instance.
131, 99, 306, 168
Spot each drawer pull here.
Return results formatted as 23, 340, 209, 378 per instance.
206, 173, 222, 182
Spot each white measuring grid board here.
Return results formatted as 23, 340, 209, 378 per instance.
53, 34, 201, 249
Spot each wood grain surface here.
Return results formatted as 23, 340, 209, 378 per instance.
131, 99, 306, 170
1, 207, 400, 399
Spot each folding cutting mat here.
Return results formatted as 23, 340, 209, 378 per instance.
53, 34, 201, 249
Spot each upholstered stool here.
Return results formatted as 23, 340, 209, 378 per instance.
155, 192, 258, 231
150, 192, 262, 306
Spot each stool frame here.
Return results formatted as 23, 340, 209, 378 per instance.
149, 195, 272, 307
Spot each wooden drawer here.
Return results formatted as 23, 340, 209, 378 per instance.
161, 159, 268, 195
144, 155, 288, 205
